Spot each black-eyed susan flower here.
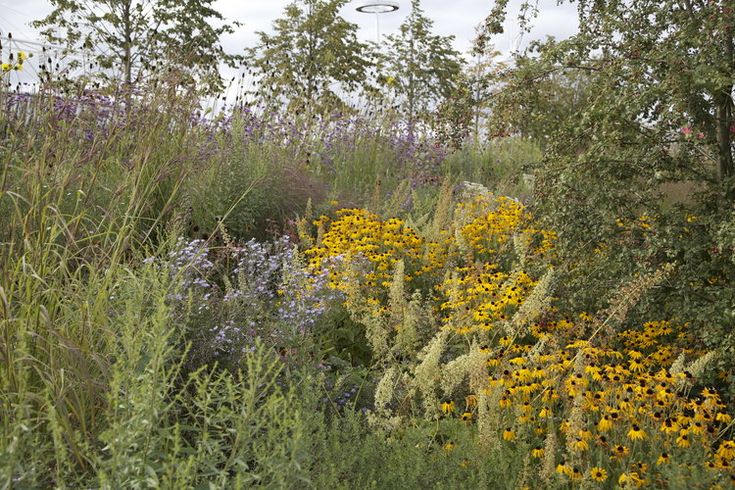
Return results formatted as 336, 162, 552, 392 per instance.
531, 446, 545, 458
441, 400, 455, 414
502, 427, 516, 441
555, 462, 571, 476
676, 431, 691, 448
461, 411, 473, 422
572, 438, 588, 452
660, 417, 679, 434
618, 472, 645, 487
598, 414, 613, 432
589, 467, 607, 482
612, 444, 630, 458
627, 424, 646, 441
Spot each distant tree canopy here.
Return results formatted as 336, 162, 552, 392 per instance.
33, 0, 241, 93
247, 0, 374, 114
377, 0, 463, 127
482, 0, 734, 197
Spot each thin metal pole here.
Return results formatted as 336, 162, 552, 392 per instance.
375, 13, 380, 43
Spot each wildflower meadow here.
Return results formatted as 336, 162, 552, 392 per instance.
2, 0, 735, 488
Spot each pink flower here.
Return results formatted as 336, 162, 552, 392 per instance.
680, 126, 693, 136
697, 132, 705, 139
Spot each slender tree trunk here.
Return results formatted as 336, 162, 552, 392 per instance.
122, 0, 133, 87
716, 8, 734, 196
716, 91, 733, 181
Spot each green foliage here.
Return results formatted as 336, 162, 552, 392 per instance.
378, 0, 463, 126
247, 0, 373, 114
481, 0, 735, 391
32, 0, 240, 92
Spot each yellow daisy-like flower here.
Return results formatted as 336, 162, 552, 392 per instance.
716, 440, 735, 461
627, 425, 646, 441
656, 452, 669, 465
660, 417, 679, 434
612, 444, 630, 458
589, 467, 607, 482
619, 471, 645, 488
461, 411, 473, 422
465, 394, 478, 409
1, 63, 10, 72
531, 446, 545, 458
598, 414, 613, 432
676, 431, 691, 448
441, 400, 455, 414
556, 462, 571, 476
716, 412, 732, 424
572, 438, 589, 452
502, 428, 516, 441
442, 441, 455, 453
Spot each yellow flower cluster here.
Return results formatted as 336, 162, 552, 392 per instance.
306, 195, 734, 486
445, 316, 735, 487
437, 266, 536, 334
305, 208, 423, 291
459, 196, 526, 256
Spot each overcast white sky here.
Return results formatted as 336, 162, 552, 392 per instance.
1, 0, 578, 58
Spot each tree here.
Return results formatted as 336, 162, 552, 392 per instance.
481, 0, 734, 196
33, 0, 240, 92
489, 51, 592, 143
378, 0, 463, 127
247, 0, 373, 114
480, 1, 735, 390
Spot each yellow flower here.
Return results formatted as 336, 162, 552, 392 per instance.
619, 472, 645, 487
627, 424, 646, 441
598, 414, 613, 432
442, 441, 455, 453
1, 63, 10, 72
716, 440, 735, 461
589, 467, 607, 482
556, 462, 571, 476
656, 452, 670, 465
572, 437, 588, 452
612, 444, 630, 458
17, 51, 28, 61
461, 411, 473, 422
676, 431, 690, 448
12, 63, 22, 71
502, 428, 516, 441
660, 417, 679, 434
441, 400, 455, 414
531, 446, 545, 458
465, 394, 478, 409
